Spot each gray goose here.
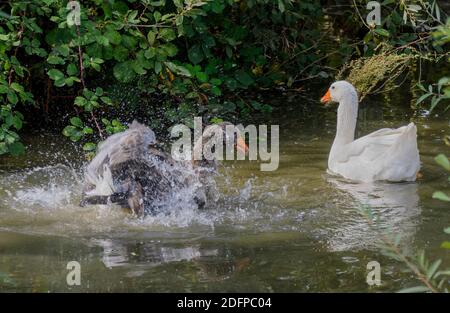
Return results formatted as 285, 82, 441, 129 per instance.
80, 120, 248, 216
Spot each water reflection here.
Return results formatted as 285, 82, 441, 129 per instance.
92, 239, 216, 268
90, 238, 253, 282
1, 91, 449, 292
324, 175, 420, 251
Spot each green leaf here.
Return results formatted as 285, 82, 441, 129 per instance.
91, 63, 100, 72
63, 125, 77, 137
416, 93, 432, 105
70, 117, 83, 128
64, 77, 79, 87
0, 85, 9, 94
212, 1, 225, 13
101, 96, 113, 106
7, 91, 18, 105
54, 78, 66, 87
416, 83, 427, 92
10, 83, 23, 93
160, 43, 178, 57
426, 259, 441, 279
226, 46, 232, 58
47, 69, 64, 81
113, 46, 129, 62
374, 28, 390, 37
147, 31, 156, 45
436, 270, 450, 278
154, 61, 162, 74
211, 86, 221, 96
113, 61, 136, 83
435, 154, 450, 171
67, 63, 78, 76
8, 141, 25, 156
154, 11, 162, 22
159, 28, 176, 42
196, 71, 208, 83
95, 87, 103, 96
74, 96, 88, 107
235, 70, 254, 87
210, 78, 222, 86
83, 142, 97, 151
105, 30, 121, 45
398, 286, 431, 293
82, 127, 94, 135
188, 45, 204, 64
164, 62, 191, 77
176, 15, 183, 26
12, 115, 23, 130
145, 47, 157, 59
441, 241, 450, 249
47, 55, 65, 65
54, 44, 70, 57
131, 60, 147, 75
96, 36, 110, 46
173, 0, 183, 8
438, 77, 449, 93
0, 142, 8, 155
121, 35, 137, 50
277, 0, 285, 13
432, 191, 450, 202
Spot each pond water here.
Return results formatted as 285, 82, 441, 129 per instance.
0, 88, 449, 292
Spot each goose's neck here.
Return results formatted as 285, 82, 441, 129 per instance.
192, 129, 219, 167
334, 93, 358, 145
192, 137, 203, 161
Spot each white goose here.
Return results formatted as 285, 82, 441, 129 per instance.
320, 81, 420, 182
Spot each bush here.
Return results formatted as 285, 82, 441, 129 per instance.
0, 0, 447, 156
0, 0, 331, 155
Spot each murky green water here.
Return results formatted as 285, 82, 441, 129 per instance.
0, 89, 449, 292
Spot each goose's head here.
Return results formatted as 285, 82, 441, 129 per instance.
201, 122, 248, 155
320, 81, 358, 104
193, 122, 249, 167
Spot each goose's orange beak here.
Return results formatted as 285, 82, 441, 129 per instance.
320, 89, 331, 104
236, 137, 249, 154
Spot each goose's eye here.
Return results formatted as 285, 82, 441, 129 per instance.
331, 86, 335, 90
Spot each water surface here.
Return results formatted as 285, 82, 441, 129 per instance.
0, 90, 449, 292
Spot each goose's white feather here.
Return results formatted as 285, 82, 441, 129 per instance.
326, 81, 420, 182
84, 120, 156, 195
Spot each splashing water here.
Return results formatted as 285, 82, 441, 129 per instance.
0, 164, 83, 213
2, 92, 450, 292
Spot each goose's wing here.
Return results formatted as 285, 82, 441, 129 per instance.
108, 122, 156, 166
335, 124, 416, 164
83, 121, 156, 193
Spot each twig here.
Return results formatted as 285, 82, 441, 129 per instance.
75, 24, 104, 139
361, 207, 438, 293
352, 0, 370, 30
8, 22, 24, 85
75, 24, 86, 89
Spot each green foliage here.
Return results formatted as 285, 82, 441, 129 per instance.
416, 78, 450, 111
352, 0, 445, 55
337, 53, 413, 101
0, 11, 35, 155
416, 18, 450, 110
433, 154, 450, 201
336, 1, 447, 99
0, 0, 447, 156
358, 205, 450, 293
370, 21, 450, 287
0, 271, 16, 287
1, 0, 327, 154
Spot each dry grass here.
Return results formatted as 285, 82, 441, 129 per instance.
337, 53, 414, 101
